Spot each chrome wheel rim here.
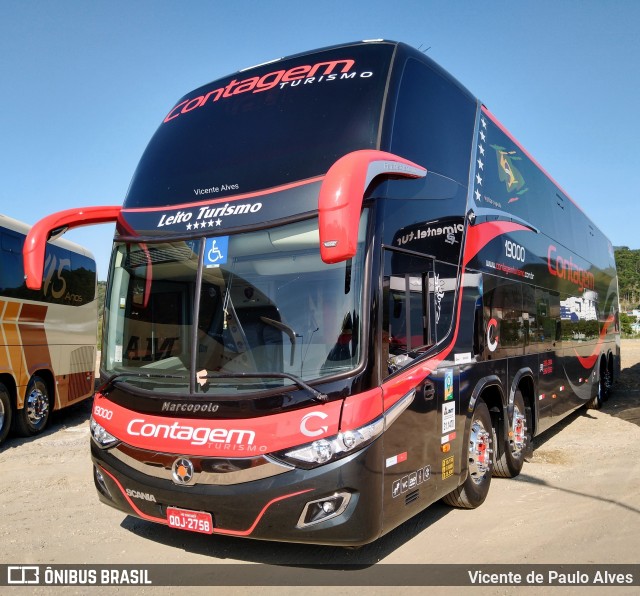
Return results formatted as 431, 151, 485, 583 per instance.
468, 419, 492, 483
25, 384, 48, 427
511, 406, 527, 458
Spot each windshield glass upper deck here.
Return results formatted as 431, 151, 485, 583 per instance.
102, 216, 368, 394
124, 43, 394, 209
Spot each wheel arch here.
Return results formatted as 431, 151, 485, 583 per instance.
26, 369, 56, 411
0, 373, 18, 408
509, 368, 535, 438
461, 375, 504, 481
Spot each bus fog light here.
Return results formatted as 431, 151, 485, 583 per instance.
93, 466, 112, 499
322, 501, 336, 514
297, 492, 352, 528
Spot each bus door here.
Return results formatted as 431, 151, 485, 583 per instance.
380, 247, 439, 527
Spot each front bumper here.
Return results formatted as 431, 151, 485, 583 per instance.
91, 437, 384, 546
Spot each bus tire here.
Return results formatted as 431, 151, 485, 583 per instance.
602, 365, 612, 402
13, 375, 51, 437
442, 398, 493, 509
0, 383, 12, 444
587, 371, 606, 410
493, 389, 529, 478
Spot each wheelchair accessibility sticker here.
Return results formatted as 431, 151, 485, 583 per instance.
204, 236, 229, 267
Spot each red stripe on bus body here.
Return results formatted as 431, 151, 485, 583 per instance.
574, 314, 616, 369
210, 489, 313, 537
93, 392, 344, 457
340, 387, 383, 432
98, 466, 168, 525
462, 220, 530, 267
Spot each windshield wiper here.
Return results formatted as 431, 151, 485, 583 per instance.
200, 371, 328, 402
99, 370, 328, 403
97, 371, 187, 393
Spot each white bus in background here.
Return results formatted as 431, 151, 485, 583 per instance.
0, 214, 97, 445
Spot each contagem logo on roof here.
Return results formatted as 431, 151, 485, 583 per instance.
164, 58, 357, 123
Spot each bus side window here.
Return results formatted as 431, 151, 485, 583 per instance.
382, 248, 432, 376
0, 230, 26, 295
483, 275, 524, 358
523, 283, 537, 353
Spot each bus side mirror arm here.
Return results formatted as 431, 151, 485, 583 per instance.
23, 206, 121, 290
318, 150, 426, 264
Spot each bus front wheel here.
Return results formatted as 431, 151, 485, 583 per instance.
14, 376, 51, 437
442, 398, 493, 509
0, 383, 12, 444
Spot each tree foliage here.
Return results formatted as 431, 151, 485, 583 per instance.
620, 312, 637, 336
615, 247, 640, 311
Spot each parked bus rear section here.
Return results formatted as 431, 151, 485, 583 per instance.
23, 40, 620, 545
0, 214, 97, 445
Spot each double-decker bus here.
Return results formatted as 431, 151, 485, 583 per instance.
0, 214, 97, 445
23, 40, 619, 545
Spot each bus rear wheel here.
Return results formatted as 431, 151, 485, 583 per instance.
14, 376, 51, 437
0, 383, 12, 444
442, 398, 493, 509
493, 389, 529, 478
587, 370, 607, 410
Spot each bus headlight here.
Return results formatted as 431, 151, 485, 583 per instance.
275, 388, 415, 468
283, 421, 382, 467
90, 416, 119, 448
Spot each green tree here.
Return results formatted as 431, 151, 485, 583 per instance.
620, 312, 637, 337
615, 247, 640, 311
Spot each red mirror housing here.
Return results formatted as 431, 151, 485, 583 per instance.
24, 206, 121, 290
318, 150, 426, 264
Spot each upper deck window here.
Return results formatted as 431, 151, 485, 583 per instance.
125, 44, 394, 209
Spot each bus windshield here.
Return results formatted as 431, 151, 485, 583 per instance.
102, 215, 368, 394
123, 43, 394, 209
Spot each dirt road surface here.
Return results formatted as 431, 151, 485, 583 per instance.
2, 341, 639, 594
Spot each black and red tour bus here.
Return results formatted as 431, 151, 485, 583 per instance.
24, 40, 620, 545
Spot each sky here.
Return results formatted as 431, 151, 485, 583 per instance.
1, 0, 639, 280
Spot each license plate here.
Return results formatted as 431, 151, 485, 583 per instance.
166, 507, 214, 535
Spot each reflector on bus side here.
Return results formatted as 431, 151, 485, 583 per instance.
24, 206, 121, 290
318, 150, 426, 264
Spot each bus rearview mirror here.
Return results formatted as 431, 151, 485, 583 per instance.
318, 150, 426, 264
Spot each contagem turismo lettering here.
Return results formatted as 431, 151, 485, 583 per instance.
126, 418, 256, 447
163, 59, 357, 123
547, 244, 595, 290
